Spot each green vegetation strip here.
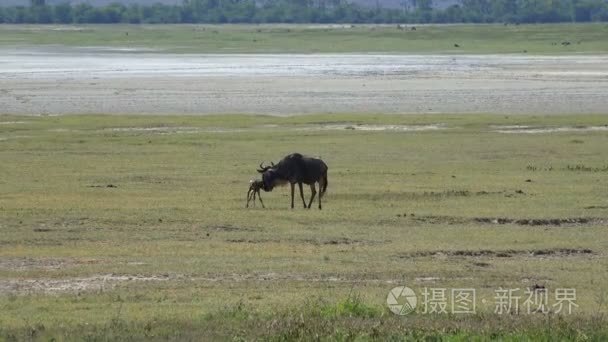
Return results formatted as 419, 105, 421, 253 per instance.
1, 23, 608, 54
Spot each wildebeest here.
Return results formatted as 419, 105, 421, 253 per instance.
246, 179, 265, 208
257, 153, 328, 209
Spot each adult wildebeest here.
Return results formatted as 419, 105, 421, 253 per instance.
257, 153, 328, 209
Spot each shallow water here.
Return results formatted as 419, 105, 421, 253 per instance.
1, 47, 607, 115
2, 48, 607, 79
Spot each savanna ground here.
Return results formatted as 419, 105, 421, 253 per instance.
1, 22, 608, 340
1, 114, 608, 340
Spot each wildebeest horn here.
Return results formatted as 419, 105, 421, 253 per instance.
257, 162, 271, 173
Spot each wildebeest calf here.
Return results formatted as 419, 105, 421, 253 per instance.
246, 179, 265, 208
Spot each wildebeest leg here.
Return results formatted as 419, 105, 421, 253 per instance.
290, 183, 295, 209
257, 190, 265, 208
318, 188, 322, 210
307, 183, 317, 209
318, 177, 325, 209
246, 188, 253, 208
298, 182, 307, 208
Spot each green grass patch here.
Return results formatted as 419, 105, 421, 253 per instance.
1, 23, 608, 54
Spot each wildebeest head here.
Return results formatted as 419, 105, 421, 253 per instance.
257, 162, 282, 191
257, 163, 278, 191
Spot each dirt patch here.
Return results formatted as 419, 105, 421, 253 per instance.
0, 135, 30, 141
526, 164, 608, 173
303, 237, 385, 245
565, 164, 608, 172
471, 261, 492, 267
0, 121, 28, 125
20, 26, 93, 32
0, 257, 102, 271
88, 184, 118, 188
411, 215, 604, 226
125, 261, 148, 266
473, 217, 602, 226
411, 215, 468, 225
100, 124, 447, 134
340, 190, 524, 203
0, 272, 481, 294
526, 165, 554, 172
193, 273, 431, 285
105, 126, 201, 134
415, 276, 441, 282
493, 125, 608, 134
0, 273, 394, 294
419, 190, 502, 198
323, 238, 363, 245
210, 224, 256, 232
0, 274, 171, 295
226, 238, 280, 244
225, 237, 384, 245
585, 205, 608, 209
397, 248, 594, 259
296, 123, 447, 132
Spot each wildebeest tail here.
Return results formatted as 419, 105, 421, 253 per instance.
321, 173, 328, 197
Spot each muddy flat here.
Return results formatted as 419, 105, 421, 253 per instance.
1, 47, 607, 115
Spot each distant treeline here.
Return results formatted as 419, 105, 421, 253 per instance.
1, 0, 608, 24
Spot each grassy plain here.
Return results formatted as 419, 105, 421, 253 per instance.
1, 23, 608, 54
1, 114, 608, 340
